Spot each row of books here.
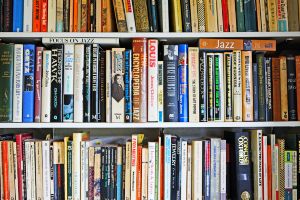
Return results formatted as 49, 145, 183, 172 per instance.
0, 130, 299, 200
1, 0, 300, 32
1, 38, 299, 123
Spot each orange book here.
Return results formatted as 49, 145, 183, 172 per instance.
73, 0, 78, 31
136, 145, 142, 200
296, 56, 300, 120
40, 0, 48, 32
267, 145, 272, 200
242, 51, 253, 121
272, 57, 281, 121
249, 40, 276, 51
199, 39, 244, 50
2, 141, 10, 200
102, 0, 116, 32
33, 0, 41, 31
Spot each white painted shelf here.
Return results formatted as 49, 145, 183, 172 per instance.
0, 122, 300, 128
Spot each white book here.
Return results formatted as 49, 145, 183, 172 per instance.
215, 53, 224, 121
42, 141, 51, 200
13, 142, 19, 200
42, 37, 120, 45
81, 141, 89, 200
48, 0, 56, 32
123, 0, 136, 32
148, 142, 156, 200
181, 141, 188, 200
216, 0, 223, 32
157, 61, 164, 122
30, 142, 36, 200
23, 0, 32, 31
263, 136, 268, 200
50, 145, 54, 199
41, 50, 52, 122
220, 140, 226, 200
210, 138, 220, 199
125, 142, 132, 200
106, 50, 112, 122
72, 133, 82, 200
186, 144, 192, 200
74, 44, 85, 122
164, 135, 172, 200
25, 142, 32, 200
141, 148, 148, 200
157, 137, 162, 200
111, 48, 125, 122
35, 142, 43, 200
13, 44, 23, 122
188, 47, 199, 122
131, 135, 138, 200
232, 50, 242, 121
148, 40, 158, 122
160, 0, 169, 32
63, 44, 75, 122
192, 141, 202, 200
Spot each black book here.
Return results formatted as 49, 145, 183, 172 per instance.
287, 55, 297, 121
176, 137, 182, 200
90, 0, 96, 31
107, 147, 111, 199
147, 0, 154, 31
224, 131, 253, 200
207, 53, 214, 121
253, 63, 259, 121
99, 50, 106, 122
50, 45, 63, 122
264, 57, 272, 121
124, 50, 132, 122
83, 44, 92, 122
224, 53, 233, 121
63, 0, 69, 31
256, 53, 266, 121
170, 136, 177, 200
100, 147, 106, 199
3, 0, 12, 31
149, 0, 159, 31
199, 51, 207, 121
110, 147, 117, 199
0, 0, 3, 32
180, 0, 191, 32
163, 45, 179, 122
90, 44, 100, 122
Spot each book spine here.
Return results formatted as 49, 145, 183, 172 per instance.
25, 142, 31, 200
235, 0, 245, 31
8, 142, 15, 200
90, 44, 99, 122
296, 56, 300, 120
272, 58, 281, 121
207, 53, 214, 121
112, 0, 128, 32
93, 147, 100, 199
106, 50, 112, 122
40, 0, 48, 31
220, 140, 226, 200
83, 44, 92, 122
224, 52, 233, 121
253, 63, 259, 121
35, 142, 43, 200
125, 142, 132, 200
251, 130, 263, 199
125, 50, 133, 122
204, 141, 211, 199
72, 133, 82, 200
13, 44, 23, 122
80, 0, 87, 31
131, 135, 138, 200
163, 45, 179, 122
287, 0, 300, 31
63, 44, 75, 122
63, 0, 69, 31
216, 0, 224, 31
2, 142, 10, 200
267, 0, 278, 31
74, 44, 84, 122
210, 139, 220, 199
141, 148, 148, 200
170, 137, 177, 199
242, 51, 253, 121
13, 142, 19, 200
34, 47, 43, 122
99, 50, 106, 122
123, 0, 136, 32
257, 54, 266, 121
23, 44, 35, 122
280, 56, 289, 120
197, 0, 205, 32
232, 50, 242, 121
55, 0, 63, 31
190, 0, 198, 32
47, 0, 56, 31
287, 56, 297, 121
80, 142, 87, 200
204, 0, 218, 31
222, 0, 229, 31
180, 141, 187, 200
214, 53, 224, 121
284, 151, 294, 199
170, 0, 182, 32
148, 39, 158, 122
159, 0, 169, 32
49, 145, 54, 200
111, 48, 125, 122
148, 142, 156, 200
277, 0, 288, 31
67, 141, 73, 200
178, 44, 189, 122
32, 0, 41, 31
181, 0, 191, 32
192, 141, 203, 199
41, 50, 52, 123
278, 139, 285, 199
264, 58, 273, 121
30, 142, 36, 200
244, 0, 257, 31
23, 0, 33, 31
227, 0, 237, 31
133, 0, 150, 31
51, 45, 64, 122
188, 47, 199, 122
164, 135, 172, 200
158, 61, 164, 122
136, 145, 143, 200
12, 0, 23, 31
149, 0, 159, 32
200, 51, 207, 121
117, 147, 123, 200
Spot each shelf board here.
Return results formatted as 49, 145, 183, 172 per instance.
0, 122, 299, 129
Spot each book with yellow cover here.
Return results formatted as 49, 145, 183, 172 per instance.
171, 0, 182, 32
205, 0, 218, 31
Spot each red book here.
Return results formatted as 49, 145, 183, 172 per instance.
136, 145, 142, 200
15, 133, 33, 200
33, 0, 41, 31
34, 47, 44, 122
296, 56, 300, 120
267, 145, 272, 200
272, 58, 281, 121
40, 0, 48, 31
222, 0, 229, 32
2, 141, 10, 200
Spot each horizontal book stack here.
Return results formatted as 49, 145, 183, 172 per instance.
0, 0, 299, 32
1, 38, 300, 123
0, 130, 299, 199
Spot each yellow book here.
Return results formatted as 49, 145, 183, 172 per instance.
242, 51, 253, 121
267, 0, 278, 31
171, 0, 183, 32
190, 0, 198, 32
280, 56, 288, 121
205, 0, 218, 32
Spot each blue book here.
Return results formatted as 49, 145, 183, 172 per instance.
253, 63, 259, 121
178, 44, 188, 122
12, 0, 23, 31
124, 50, 132, 122
53, 165, 58, 200
116, 148, 123, 200
164, 135, 172, 200
23, 44, 35, 122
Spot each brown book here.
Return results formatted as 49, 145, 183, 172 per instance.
242, 51, 253, 121
132, 0, 150, 31
199, 39, 244, 50
272, 57, 281, 121
296, 56, 300, 120
112, 0, 128, 32
80, 0, 88, 31
102, 0, 116, 32
280, 56, 288, 121
249, 40, 276, 51
287, 0, 300, 31
132, 38, 148, 122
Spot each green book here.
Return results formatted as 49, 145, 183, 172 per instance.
236, 0, 245, 31
0, 44, 14, 122
67, 141, 73, 200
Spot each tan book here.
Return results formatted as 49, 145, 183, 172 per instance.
190, 0, 198, 32
242, 51, 253, 121
132, 0, 150, 31
267, 0, 278, 31
256, 0, 262, 31
141, 147, 148, 200
96, 0, 102, 32
69, 0, 74, 31
192, 141, 202, 199
112, 0, 128, 32
35, 141, 43, 200
187, 144, 192, 200
102, 0, 116, 32
72, 133, 83, 200
125, 141, 132, 200
8, 142, 15, 200
232, 50, 243, 122
216, 0, 223, 31
259, 0, 267, 31
277, 139, 285, 200
280, 56, 288, 121
205, 0, 218, 31
228, 0, 237, 31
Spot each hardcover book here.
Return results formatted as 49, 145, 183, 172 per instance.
280, 56, 288, 120
123, 0, 136, 32
296, 56, 300, 120
207, 53, 214, 121
224, 52, 233, 121
13, 0, 23, 31
99, 50, 106, 122
188, 47, 199, 122
148, 40, 158, 122
170, 0, 182, 32
41, 50, 51, 123
272, 58, 281, 121
33, 0, 41, 31
232, 50, 242, 122
242, 51, 253, 121
90, 44, 99, 122
125, 50, 133, 122
83, 44, 92, 122
133, 0, 150, 31
253, 63, 259, 121
214, 53, 224, 121
257, 53, 266, 121
158, 61, 164, 122
112, 0, 128, 32
287, 56, 297, 121
34, 47, 44, 122
199, 51, 207, 121
265, 57, 272, 121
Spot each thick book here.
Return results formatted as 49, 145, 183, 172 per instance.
3, 0, 13, 31
90, 44, 99, 122
12, 0, 23, 31
170, 0, 182, 32
190, 0, 198, 32
47, 0, 56, 31
280, 56, 289, 120
125, 50, 133, 122
205, 0, 218, 31
296, 56, 300, 120
267, 0, 278, 31
148, 40, 158, 122
133, 0, 150, 31
228, 0, 237, 31
287, 0, 299, 31
257, 53, 266, 121
111, 48, 125, 122
244, 0, 257, 31
112, 0, 128, 32
235, 0, 245, 31
34, 47, 44, 122
99, 50, 106, 122
13, 44, 23, 122
199, 51, 207, 122
180, 0, 191, 31
63, 44, 75, 122
207, 53, 214, 121
51, 45, 64, 122
106, 50, 112, 122
242, 51, 253, 121
224, 52, 233, 121
253, 63, 259, 121
163, 45, 179, 122
33, 0, 41, 31
132, 38, 148, 122
101, 0, 116, 32
277, 0, 288, 31
178, 44, 189, 122
23, 44, 35, 122
265, 58, 272, 121
192, 140, 203, 199
83, 44, 92, 122
232, 50, 242, 121
188, 47, 199, 122
41, 50, 51, 122
287, 56, 297, 121
272, 57, 281, 121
